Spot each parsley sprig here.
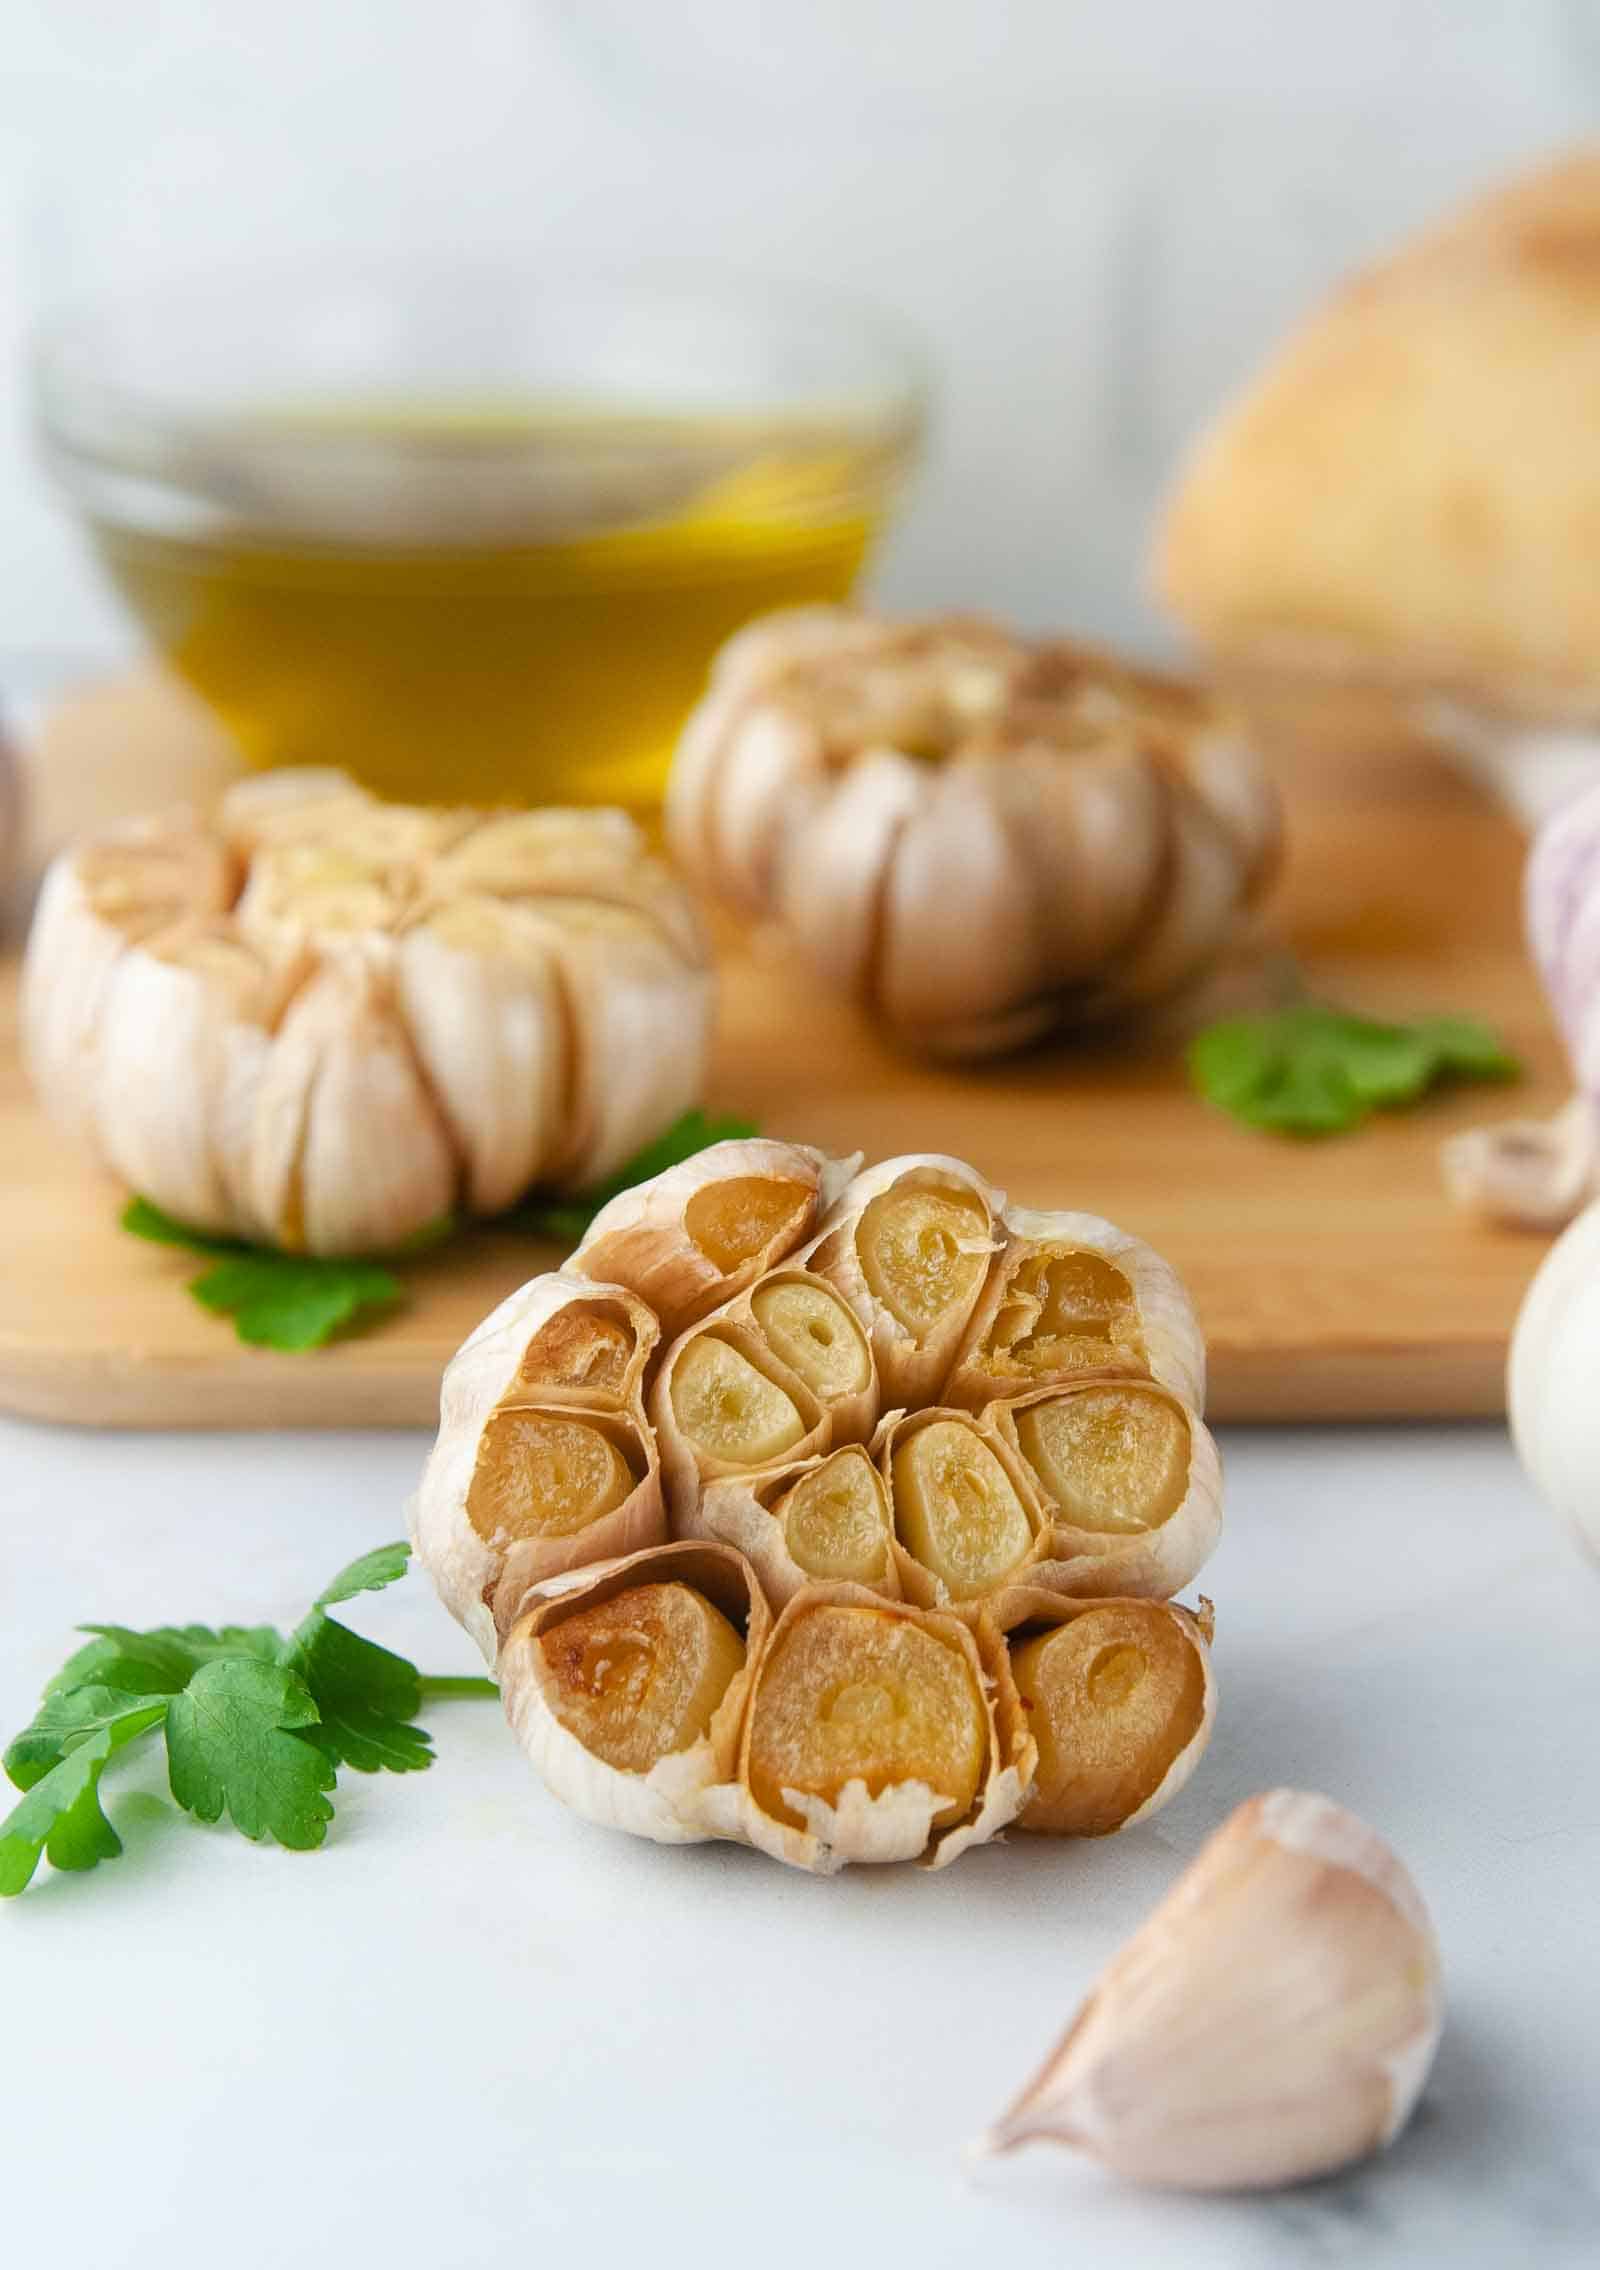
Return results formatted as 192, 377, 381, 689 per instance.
121, 1108, 759, 1351
1188, 1004, 1519, 1136
0, 1542, 496, 1898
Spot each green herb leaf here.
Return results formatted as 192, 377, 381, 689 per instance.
0, 1702, 169, 1893
1188, 1004, 1519, 1136
121, 1197, 403, 1349
120, 1196, 246, 1257
165, 1658, 336, 1849
46, 1623, 282, 1703
280, 1616, 432, 1775
315, 1541, 413, 1608
2, 1540, 495, 1896
188, 1254, 402, 1349
508, 1109, 761, 1243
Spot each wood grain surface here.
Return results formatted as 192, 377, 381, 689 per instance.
0, 712, 1565, 1428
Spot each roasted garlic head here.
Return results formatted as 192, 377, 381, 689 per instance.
413, 1139, 1221, 1872
665, 608, 1278, 1057
21, 770, 712, 1254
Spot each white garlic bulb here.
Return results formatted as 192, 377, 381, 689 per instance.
21, 771, 712, 1254
1508, 1196, 1600, 1567
413, 1138, 1222, 1871
665, 607, 1278, 1058
982, 1790, 1442, 2189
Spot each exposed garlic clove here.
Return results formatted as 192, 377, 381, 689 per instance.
875, 1406, 1047, 1606
994, 1590, 1215, 1834
945, 1206, 1206, 1417
675, 1446, 901, 1612
810, 1153, 1004, 1408
411, 1270, 663, 1660
1509, 1196, 1600, 1567
571, 1138, 859, 1339
650, 1322, 829, 1521
982, 1789, 1442, 2189
498, 1542, 771, 1846
986, 1380, 1223, 1600
733, 1584, 1034, 1873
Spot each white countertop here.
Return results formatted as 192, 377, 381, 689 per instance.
3, 1414, 1598, 2268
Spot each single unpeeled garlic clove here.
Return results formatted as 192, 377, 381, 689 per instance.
571, 1137, 859, 1339
499, 1542, 771, 1846
945, 1207, 1206, 1417
810, 1154, 1003, 1407
987, 1379, 1223, 1601
981, 1789, 1443, 2190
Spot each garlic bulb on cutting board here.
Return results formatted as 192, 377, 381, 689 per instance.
22, 770, 713, 1255
1508, 1199, 1600, 1567
665, 607, 1279, 1058
412, 1138, 1221, 1872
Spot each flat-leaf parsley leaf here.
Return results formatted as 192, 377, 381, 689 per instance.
1188, 1004, 1519, 1137
0, 1541, 496, 1898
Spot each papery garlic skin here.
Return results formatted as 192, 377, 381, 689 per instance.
498, 1543, 771, 1846
1508, 1197, 1600, 1567
21, 771, 712, 1254
983, 1789, 1442, 2189
666, 607, 1278, 1058
411, 1271, 664, 1662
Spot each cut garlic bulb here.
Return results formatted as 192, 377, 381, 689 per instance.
988, 1380, 1223, 1600
996, 1590, 1215, 1834
666, 606, 1278, 1058
414, 1139, 1222, 1866
21, 769, 712, 1253
411, 1271, 664, 1660
983, 1790, 1442, 2189
498, 1543, 772, 1846
733, 1584, 1034, 1872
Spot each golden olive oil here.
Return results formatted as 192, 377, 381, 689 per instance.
87, 405, 891, 809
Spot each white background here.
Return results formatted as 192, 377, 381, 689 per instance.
1, 0, 1596, 665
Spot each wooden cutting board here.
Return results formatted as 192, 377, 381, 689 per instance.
0, 724, 1566, 1429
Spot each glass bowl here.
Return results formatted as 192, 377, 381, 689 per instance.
32, 263, 926, 809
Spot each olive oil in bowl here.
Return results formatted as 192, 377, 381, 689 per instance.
35, 275, 924, 807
